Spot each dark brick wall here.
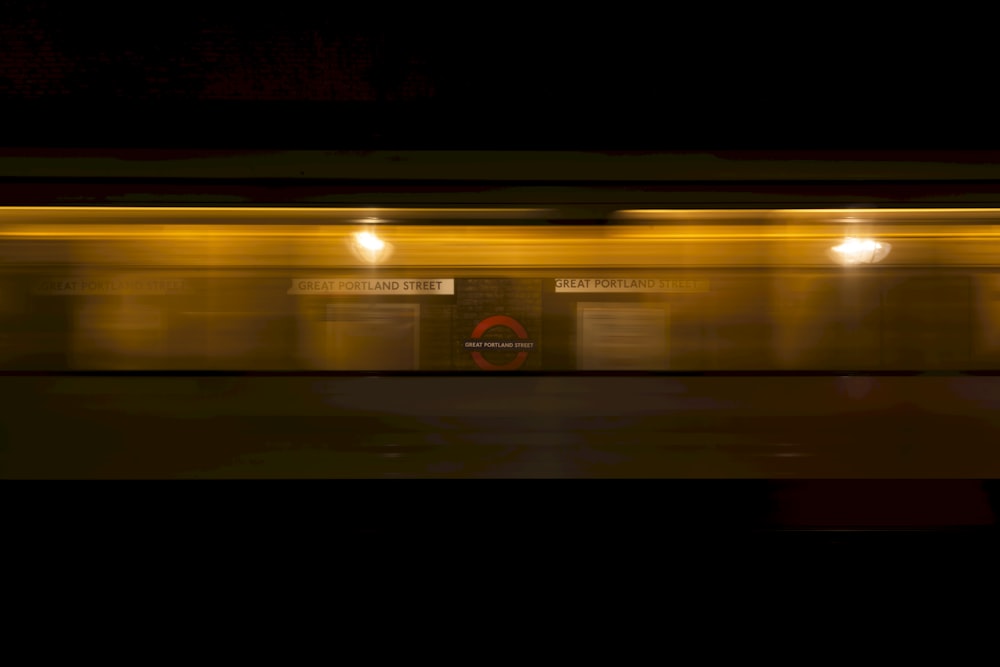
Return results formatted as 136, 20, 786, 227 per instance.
453, 279, 543, 371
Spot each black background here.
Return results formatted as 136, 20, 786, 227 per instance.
2, 6, 996, 150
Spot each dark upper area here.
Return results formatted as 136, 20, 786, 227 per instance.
1, 6, 996, 150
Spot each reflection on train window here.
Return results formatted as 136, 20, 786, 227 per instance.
321, 303, 420, 370
577, 303, 669, 370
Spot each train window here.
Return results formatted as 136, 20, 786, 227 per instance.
72, 297, 166, 369
880, 276, 972, 369
28, 271, 182, 370
771, 273, 882, 370
174, 276, 292, 370
698, 273, 775, 370
313, 303, 420, 371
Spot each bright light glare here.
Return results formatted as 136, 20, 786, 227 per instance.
829, 237, 891, 265
350, 230, 392, 263
355, 231, 385, 252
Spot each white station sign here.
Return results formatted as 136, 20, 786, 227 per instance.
288, 278, 454, 295
555, 278, 709, 293
34, 277, 186, 295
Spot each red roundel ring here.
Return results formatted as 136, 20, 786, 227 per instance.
468, 314, 530, 371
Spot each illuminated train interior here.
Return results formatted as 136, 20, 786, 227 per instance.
3, 204, 1000, 484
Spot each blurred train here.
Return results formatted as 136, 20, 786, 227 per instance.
2, 205, 1000, 373
2, 151, 1000, 507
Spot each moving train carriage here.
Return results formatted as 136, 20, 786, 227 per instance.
2, 206, 1000, 373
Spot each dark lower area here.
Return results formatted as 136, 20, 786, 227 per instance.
3, 374, 999, 535
7, 480, 997, 547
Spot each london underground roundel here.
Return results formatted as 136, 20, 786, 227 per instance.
463, 315, 536, 371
